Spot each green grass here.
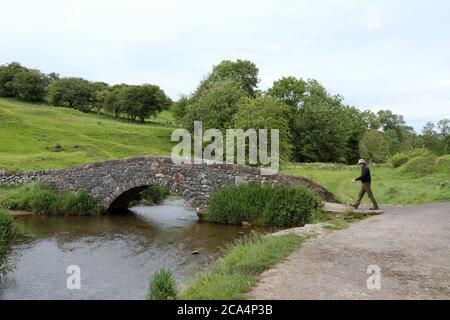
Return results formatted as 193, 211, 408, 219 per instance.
282, 158, 450, 205
0, 209, 15, 277
205, 183, 321, 227
147, 268, 178, 300
181, 233, 306, 300
0, 98, 176, 171
0, 182, 102, 216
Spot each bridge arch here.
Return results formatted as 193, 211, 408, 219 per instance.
29, 157, 335, 215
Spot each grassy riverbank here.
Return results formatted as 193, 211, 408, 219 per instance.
181, 233, 306, 300
0, 98, 175, 172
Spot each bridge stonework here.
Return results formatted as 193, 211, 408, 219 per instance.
0, 157, 335, 214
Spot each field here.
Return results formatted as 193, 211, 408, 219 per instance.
0, 98, 175, 172
282, 160, 450, 205
1, 98, 448, 205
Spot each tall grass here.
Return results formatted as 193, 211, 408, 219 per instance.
205, 183, 322, 227
0, 209, 15, 278
147, 268, 178, 300
181, 233, 306, 300
0, 183, 102, 216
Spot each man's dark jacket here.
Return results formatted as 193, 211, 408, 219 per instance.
356, 165, 372, 183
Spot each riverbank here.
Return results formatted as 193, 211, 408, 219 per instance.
181, 211, 370, 300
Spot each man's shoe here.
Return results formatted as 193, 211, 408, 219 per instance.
349, 204, 359, 209
370, 206, 380, 210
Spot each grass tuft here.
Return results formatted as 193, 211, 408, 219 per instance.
147, 268, 178, 300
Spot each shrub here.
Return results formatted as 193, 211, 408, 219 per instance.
399, 154, 437, 177
138, 186, 169, 205
388, 148, 433, 168
205, 183, 322, 227
0, 183, 101, 216
147, 268, 177, 300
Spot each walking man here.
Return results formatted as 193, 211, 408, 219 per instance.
350, 159, 379, 210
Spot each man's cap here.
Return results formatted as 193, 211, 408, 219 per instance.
357, 159, 367, 165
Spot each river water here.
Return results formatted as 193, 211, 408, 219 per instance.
0, 196, 251, 300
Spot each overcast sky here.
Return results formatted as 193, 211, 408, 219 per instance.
1, 0, 449, 132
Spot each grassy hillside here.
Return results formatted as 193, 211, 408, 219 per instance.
282, 159, 450, 205
0, 98, 175, 171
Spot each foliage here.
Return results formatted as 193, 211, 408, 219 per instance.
388, 148, 433, 168
205, 183, 321, 227
399, 154, 438, 177
203, 59, 259, 97
147, 268, 177, 300
233, 95, 292, 161
47, 77, 97, 112
12, 69, 49, 102
136, 186, 169, 205
359, 130, 389, 163
0, 62, 28, 97
181, 233, 305, 300
181, 79, 247, 131
0, 183, 102, 216
119, 84, 171, 122
266, 76, 306, 108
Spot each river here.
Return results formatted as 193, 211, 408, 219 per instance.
0, 196, 251, 300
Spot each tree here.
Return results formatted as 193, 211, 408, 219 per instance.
377, 110, 405, 131
0, 62, 28, 97
292, 103, 349, 163
267, 76, 306, 108
172, 95, 190, 124
182, 79, 247, 131
234, 95, 292, 161
359, 130, 389, 163
47, 77, 96, 112
120, 85, 170, 123
11, 69, 49, 102
195, 60, 259, 98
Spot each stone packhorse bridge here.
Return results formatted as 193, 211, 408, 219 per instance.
0, 157, 335, 214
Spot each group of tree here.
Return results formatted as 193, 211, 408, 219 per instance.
0, 62, 171, 122
173, 59, 449, 163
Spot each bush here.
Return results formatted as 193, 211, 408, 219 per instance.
0, 183, 101, 216
388, 148, 432, 168
205, 183, 322, 227
138, 186, 169, 205
147, 268, 177, 300
399, 154, 437, 177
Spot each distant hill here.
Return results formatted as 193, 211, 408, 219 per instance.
0, 98, 176, 172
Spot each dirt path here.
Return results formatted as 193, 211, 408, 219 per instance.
250, 203, 450, 300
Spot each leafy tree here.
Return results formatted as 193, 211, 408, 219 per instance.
47, 77, 96, 112
172, 95, 190, 124
377, 109, 406, 131
120, 85, 170, 122
195, 60, 259, 98
104, 84, 128, 118
292, 103, 349, 163
182, 79, 247, 131
359, 130, 389, 163
0, 62, 28, 97
267, 76, 307, 108
11, 69, 49, 102
234, 95, 292, 161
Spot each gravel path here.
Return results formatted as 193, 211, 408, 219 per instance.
250, 203, 450, 300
